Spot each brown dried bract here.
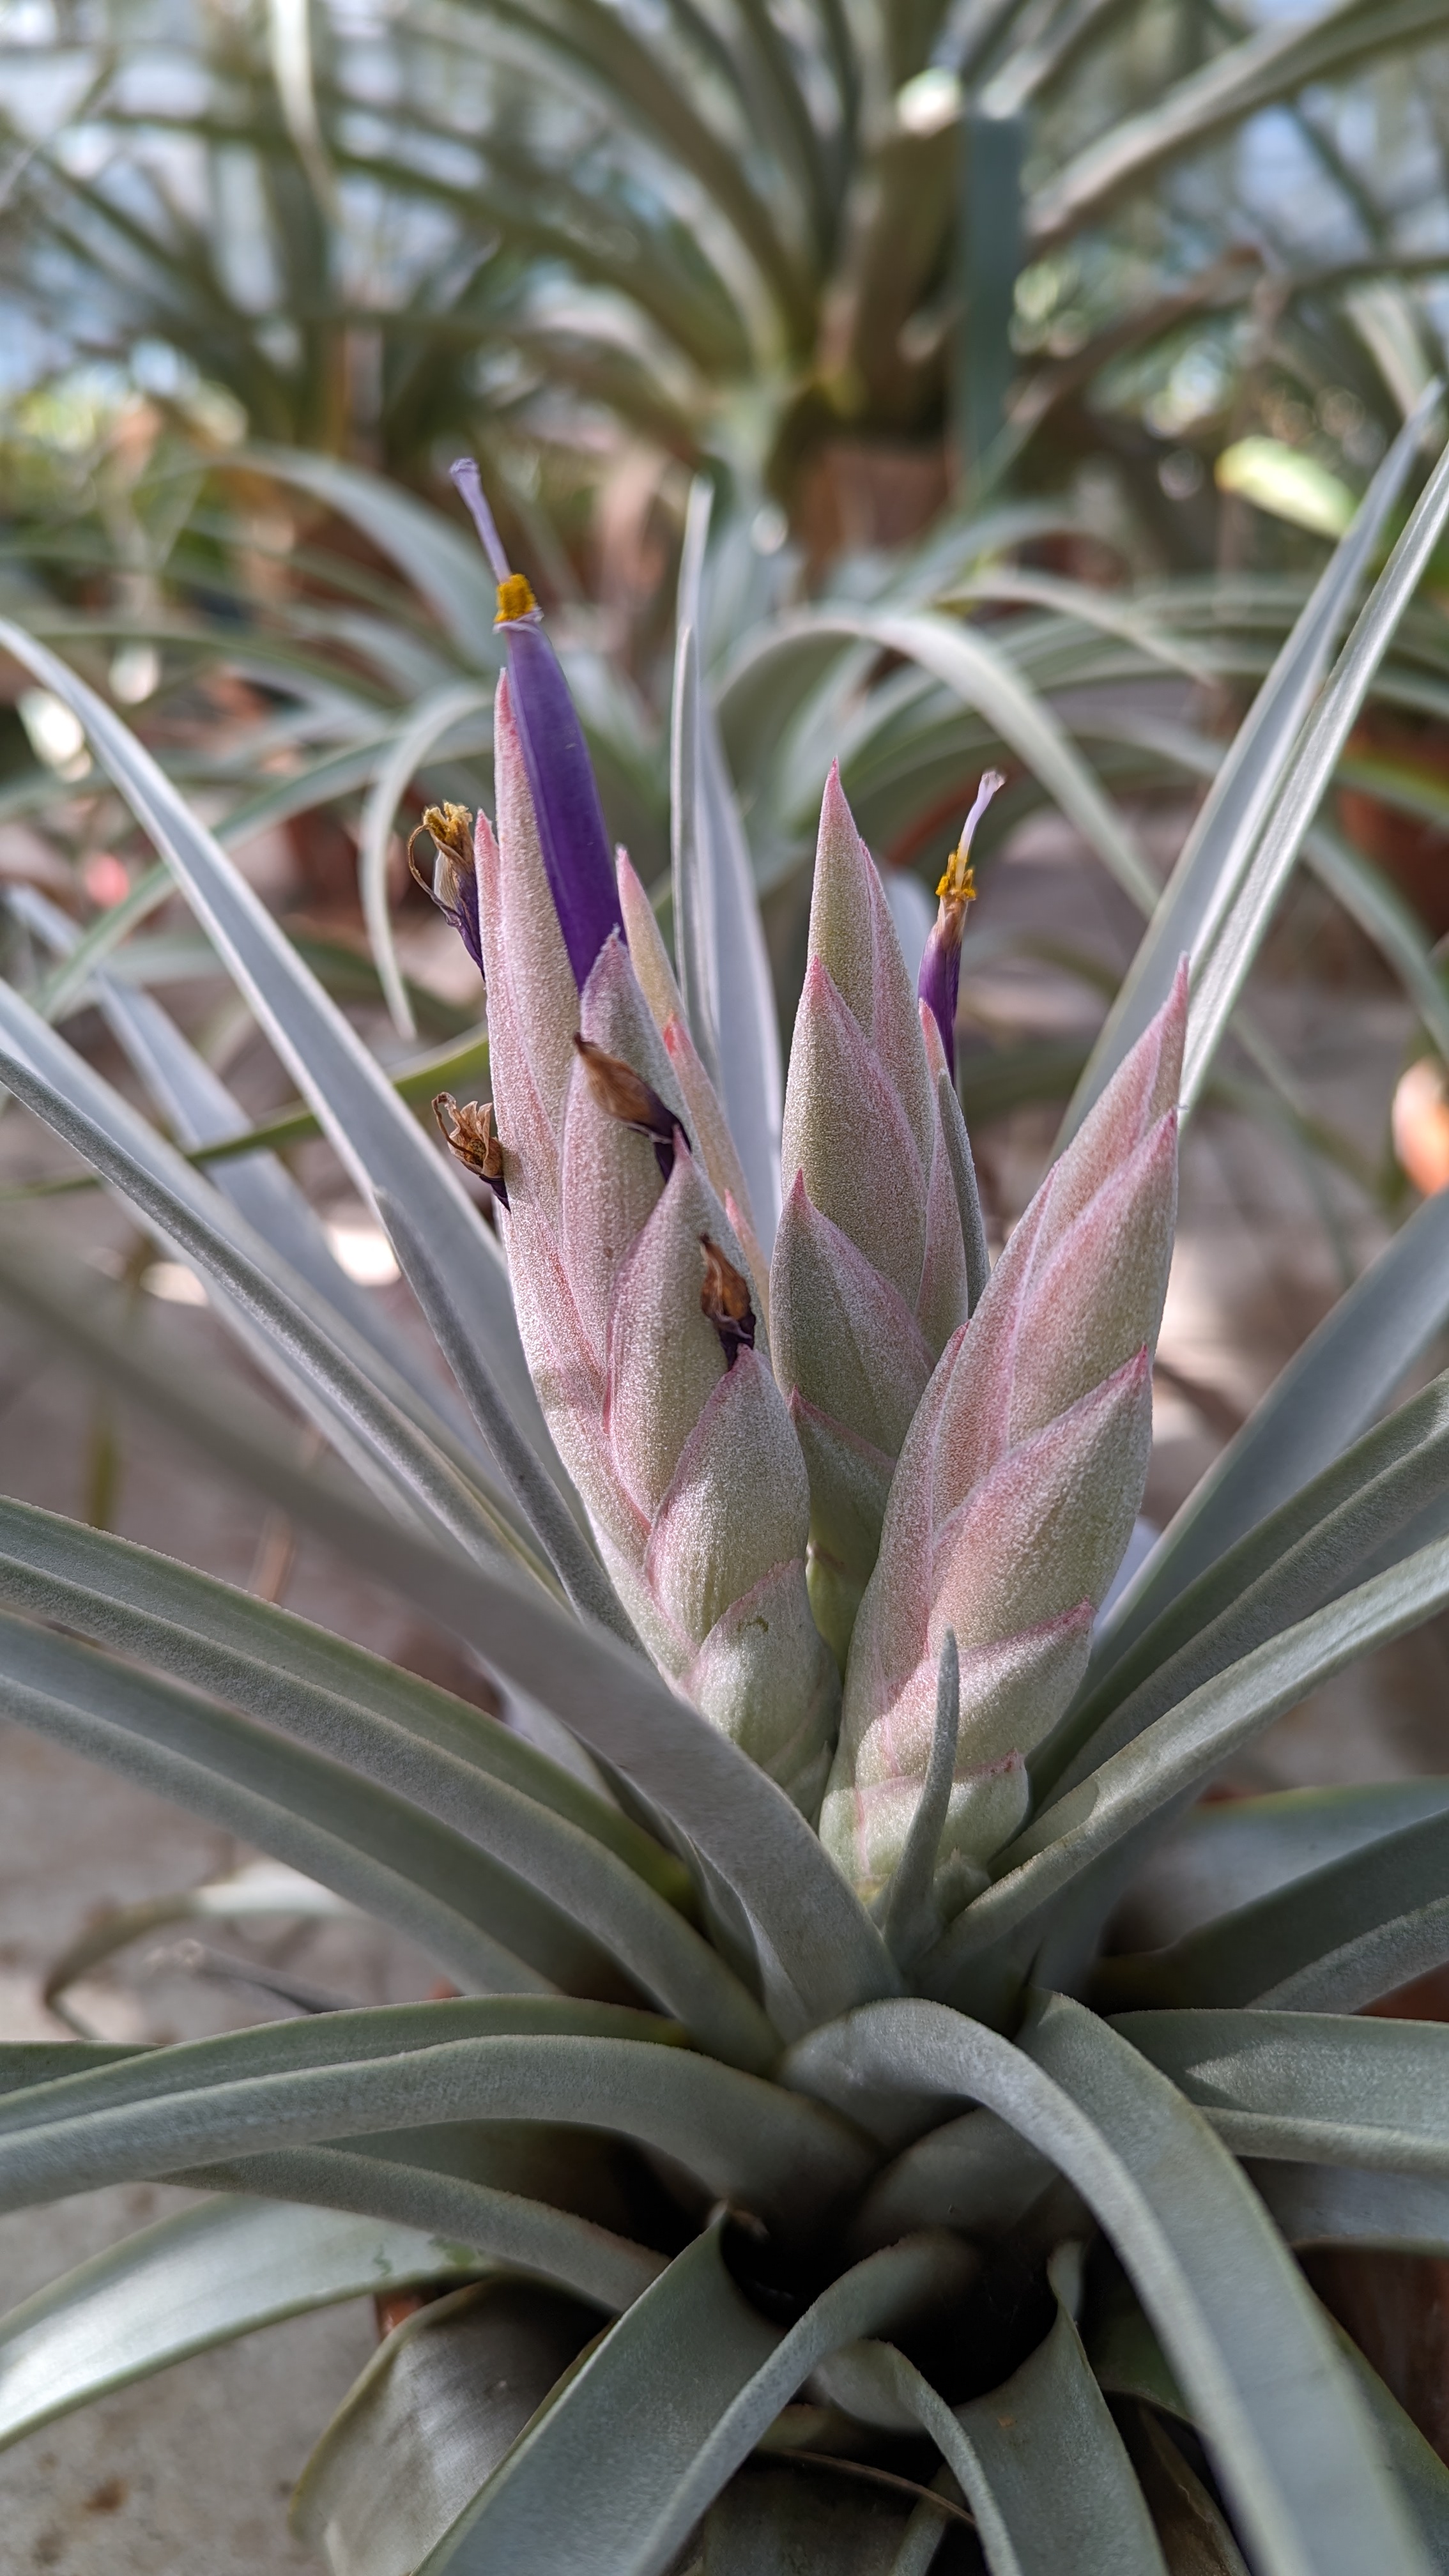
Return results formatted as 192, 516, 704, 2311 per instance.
572, 1034, 689, 1181
433, 1092, 509, 1207
700, 1234, 756, 1367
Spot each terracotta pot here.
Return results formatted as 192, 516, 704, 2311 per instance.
792, 438, 951, 571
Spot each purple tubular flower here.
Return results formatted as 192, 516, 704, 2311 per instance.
503, 620, 625, 985
451, 458, 624, 990
916, 919, 962, 1084
917, 769, 1005, 1079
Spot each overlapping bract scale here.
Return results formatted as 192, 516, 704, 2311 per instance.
822, 969, 1186, 1905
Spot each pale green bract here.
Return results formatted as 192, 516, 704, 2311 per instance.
1, 432, 1448, 2576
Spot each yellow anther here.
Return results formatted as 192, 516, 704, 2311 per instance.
495, 572, 538, 624
935, 841, 977, 907
936, 770, 1005, 905
418, 803, 473, 864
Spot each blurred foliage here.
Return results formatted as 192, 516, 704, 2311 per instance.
0, 0, 1446, 562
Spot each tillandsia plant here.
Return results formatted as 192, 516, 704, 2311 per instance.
3, 428, 1449, 2576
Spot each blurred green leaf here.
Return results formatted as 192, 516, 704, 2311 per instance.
0, 2198, 487, 2451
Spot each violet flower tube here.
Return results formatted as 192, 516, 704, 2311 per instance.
916, 769, 1004, 1079
451, 456, 625, 988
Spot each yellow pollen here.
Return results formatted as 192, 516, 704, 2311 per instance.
936, 841, 977, 907
494, 572, 538, 624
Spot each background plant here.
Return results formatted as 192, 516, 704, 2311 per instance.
3, 0, 1448, 528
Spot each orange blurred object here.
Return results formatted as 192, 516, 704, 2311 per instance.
1392, 1058, 1449, 1196
374, 2290, 431, 2338
82, 853, 132, 908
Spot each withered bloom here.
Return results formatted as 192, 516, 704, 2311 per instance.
916, 769, 1004, 1079
700, 1235, 756, 1368
408, 804, 483, 975
572, 1034, 689, 1183
433, 1092, 509, 1208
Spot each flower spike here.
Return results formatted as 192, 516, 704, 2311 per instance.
822, 966, 1187, 1906
917, 769, 1004, 1078
469, 686, 838, 1814
450, 456, 624, 987
771, 767, 977, 1661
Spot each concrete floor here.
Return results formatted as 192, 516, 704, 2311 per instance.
0, 1195, 473, 2569
0, 819, 1443, 2566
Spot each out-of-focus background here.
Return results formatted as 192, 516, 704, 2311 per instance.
3, 0, 1449, 2558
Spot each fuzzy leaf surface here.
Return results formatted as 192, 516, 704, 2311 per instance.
1101, 1805, 1449, 2014
0, 1610, 599, 1998
931, 1537, 1449, 2012
0, 615, 558, 1492
1096, 1186, 1449, 1671
1058, 356, 1435, 1142
1046, 1363, 1449, 1795
0, 2009, 870, 2230
1117, 2009, 1449, 2176
0, 1498, 674, 1887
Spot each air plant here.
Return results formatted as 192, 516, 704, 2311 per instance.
0, 427, 1445, 2576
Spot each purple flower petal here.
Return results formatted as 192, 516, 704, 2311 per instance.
452, 459, 624, 989
502, 620, 625, 986
917, 917, 963, 1084
917, 770, 1004, 1079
